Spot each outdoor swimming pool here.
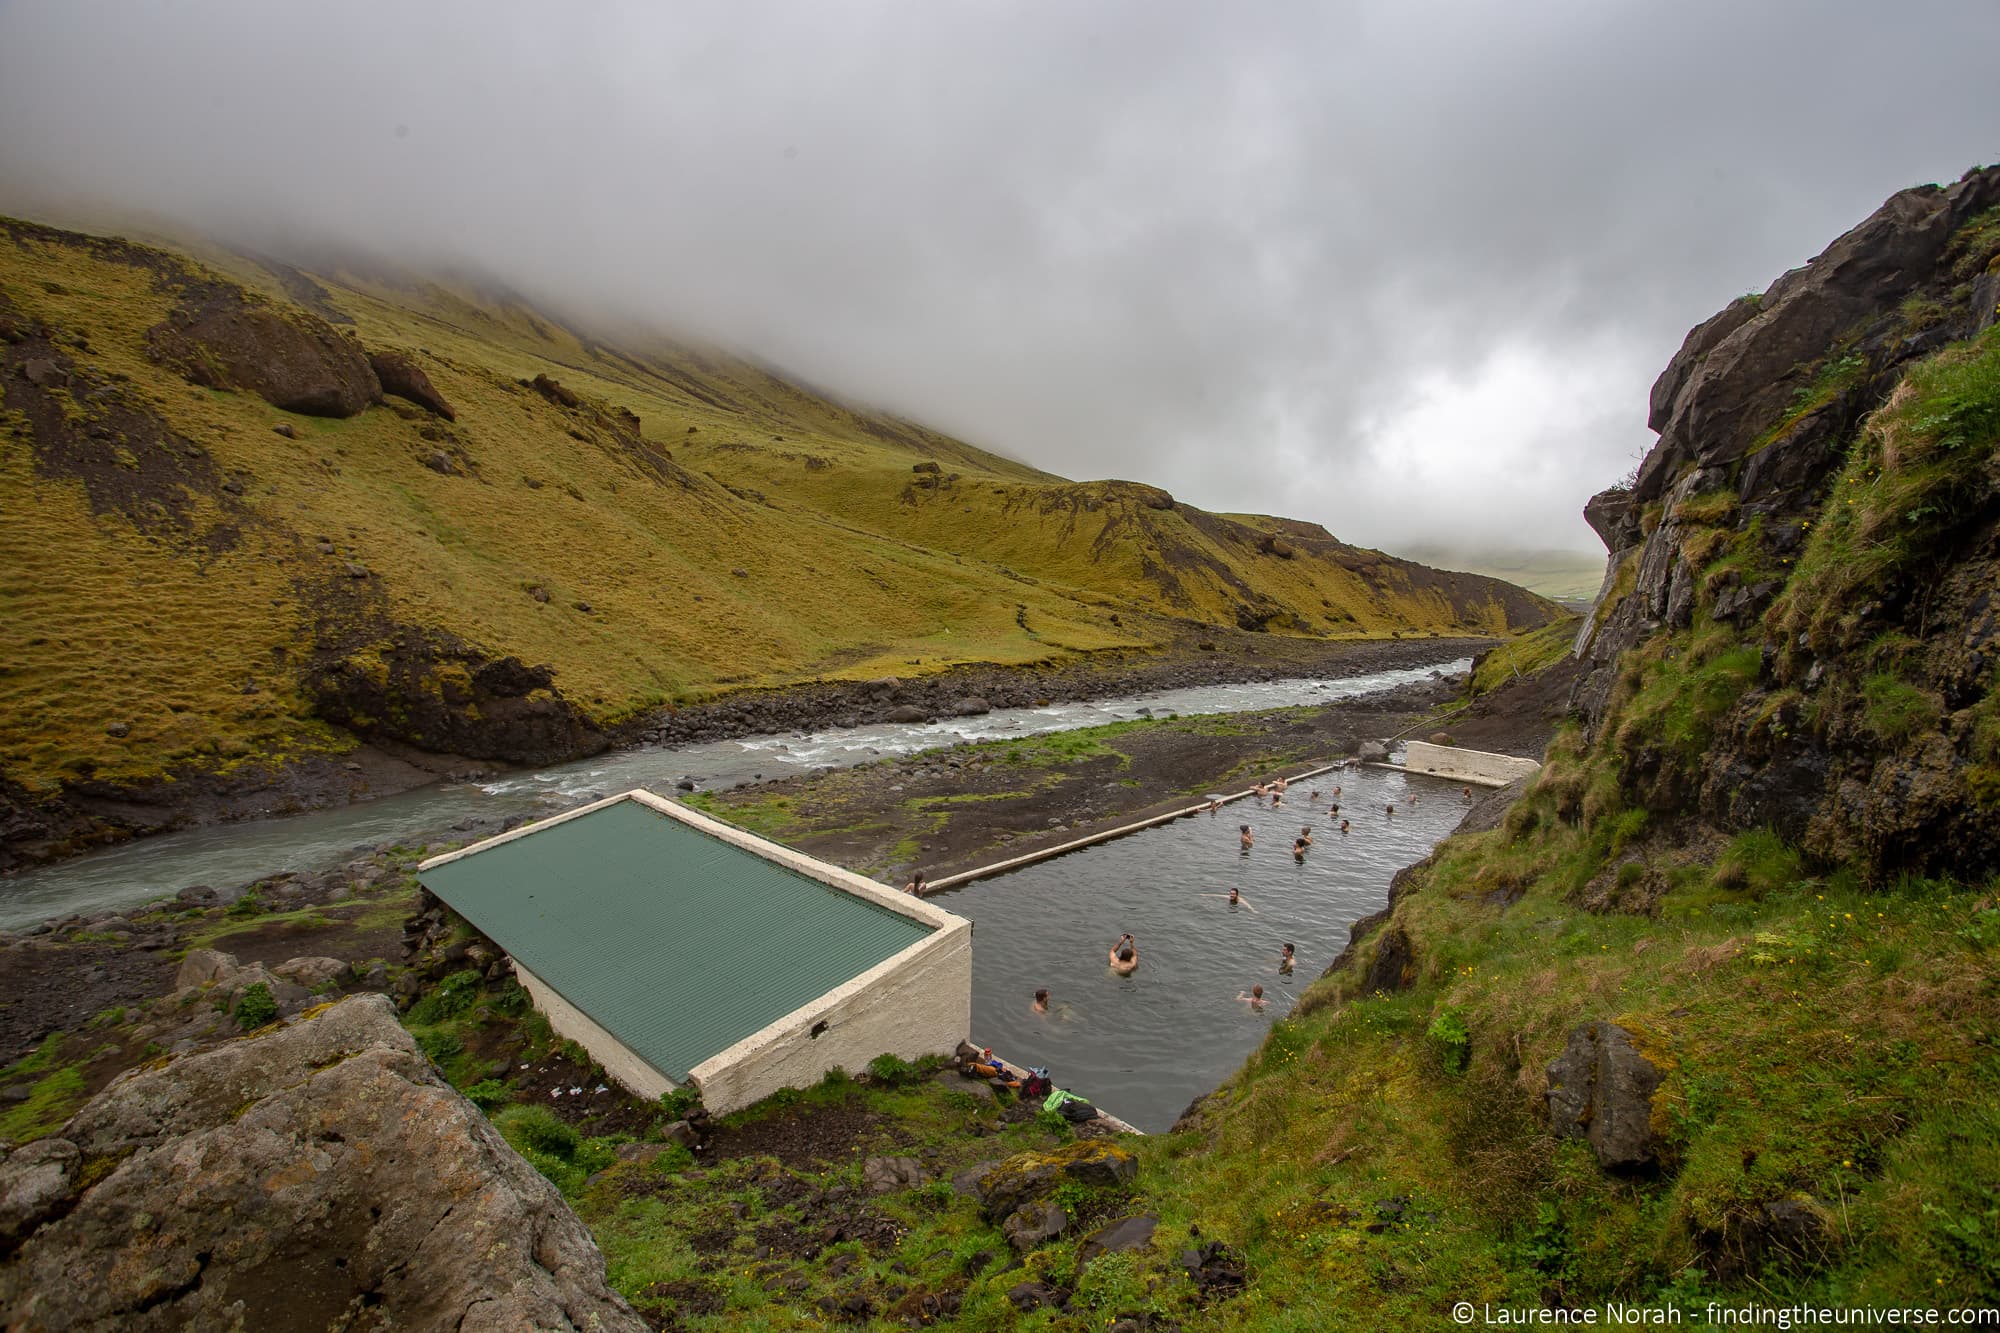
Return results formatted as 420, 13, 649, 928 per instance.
937, 763, 1472, 1131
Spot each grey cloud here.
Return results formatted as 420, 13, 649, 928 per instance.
3, 0, 1996, 555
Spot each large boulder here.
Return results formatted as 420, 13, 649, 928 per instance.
148, 293, 381, 418
368, 348, 456, 420
0, 994, 645, 1331
1545, 1021, 1668, 1173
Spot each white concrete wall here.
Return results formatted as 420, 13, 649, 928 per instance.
424, 789, 976, 1118
513, 961, 678, 1101
689, 917, 973, 1115
1402, 741, 1541, 788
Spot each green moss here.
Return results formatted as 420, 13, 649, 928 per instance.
1860, 672, 1941, 747
1468, 617, 1580, 696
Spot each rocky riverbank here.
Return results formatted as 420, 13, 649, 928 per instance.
0, 635, 1493, 874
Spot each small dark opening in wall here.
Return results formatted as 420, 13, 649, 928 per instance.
809, 1020, 829, 1039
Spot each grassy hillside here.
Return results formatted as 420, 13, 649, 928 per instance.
0, 217, 1556, 831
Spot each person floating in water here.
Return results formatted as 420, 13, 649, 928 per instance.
1327, 802, 1340, 819
1202, 886, 1257, 912
1109, 934, 1138, 974
1309, 789, 1321, 802
1033, 988, 1050, 1014
1462, 786, 1474, 803
1332, 785, 1342, 799
1237, 984, 1268, 1011
1239, 823, 1254, 851
1340, 818, 1351, 834
1279, 942, 1296, 974
1385, 803, 1395, 817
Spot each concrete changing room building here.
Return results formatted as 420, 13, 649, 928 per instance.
416, 789, 972, 1114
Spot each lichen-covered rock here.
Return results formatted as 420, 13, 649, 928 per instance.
270, 955, 349, 988
0, 1139, 78, 1253
975, 1139, 1138, 1222
0, 994, 644, 1331
1546, 1021, 1667, 1173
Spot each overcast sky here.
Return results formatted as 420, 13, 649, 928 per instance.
3, 2, 1997, 557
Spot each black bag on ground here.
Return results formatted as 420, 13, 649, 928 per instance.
1058, 1098, 1098, 1123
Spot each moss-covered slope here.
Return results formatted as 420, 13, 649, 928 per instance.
1114, 168, 2000, 1327
0, 217, 1557, 862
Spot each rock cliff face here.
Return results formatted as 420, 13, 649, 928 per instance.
0, 995, 645, 1332
1572, 166, 2000, 879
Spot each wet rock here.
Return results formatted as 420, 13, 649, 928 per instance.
0, 995, 645, 1329
367, 349, 455, 420
1077, 1213, 1157, 1265
950, 697, 991, 717
1357, 740, 1390, 762
1546, 1021, 1667, 1173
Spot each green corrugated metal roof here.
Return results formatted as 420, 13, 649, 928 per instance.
418, 799, 934, 1082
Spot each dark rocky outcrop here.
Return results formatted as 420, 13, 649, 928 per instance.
1545, 1021, 1667, 1173
368, 348, 456, 419
974, 1140, 1138, 1223
0, 995, 645, 1330
147, 291, 381, 417
309, 633, 606, 767
1570, 165, 2000, 880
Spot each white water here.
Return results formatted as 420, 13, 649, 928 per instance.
0, 657, 1468, 930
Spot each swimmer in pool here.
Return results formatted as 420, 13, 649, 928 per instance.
1239, 823, 1254, 851
1109, 934, 1138, 974
1033, 988, 1050, 1014
1237, 984, 1268, 1011
1340, 818, 1351, 834
902, 871, 928, 895
1332, 785, 1342, 798
1462, 786, 1474, 803
1299, 825, 1314, 847
1208, 798, 1222, 815
1279, 942, 1295, 974
1200, 887, 1258, 913
1274, 776, 1288, 793
1309, 789, 1321, 802
1271, 789, 1284, 808
1386, 803, 1395, 817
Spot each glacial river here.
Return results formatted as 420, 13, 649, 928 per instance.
0, 658, 1470, 930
